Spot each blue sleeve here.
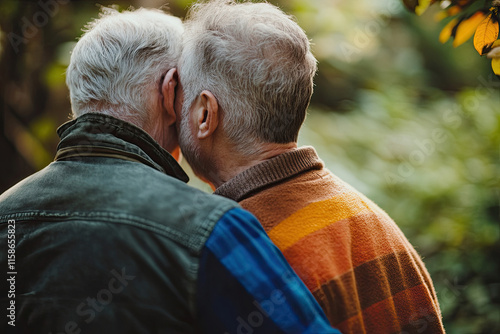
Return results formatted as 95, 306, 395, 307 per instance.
196, 208, 340, 334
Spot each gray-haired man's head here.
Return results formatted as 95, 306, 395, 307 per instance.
177, 0, 317, 180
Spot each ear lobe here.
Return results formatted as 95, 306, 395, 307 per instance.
197, 90, 219, 139
161, 68, 178, 126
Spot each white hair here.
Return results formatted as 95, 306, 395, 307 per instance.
66, 7, 183, 128
179, 0, 317, 154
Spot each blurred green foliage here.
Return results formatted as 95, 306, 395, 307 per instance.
1, 0, 499, 332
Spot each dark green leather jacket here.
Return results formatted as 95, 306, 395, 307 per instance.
0, 113, 238, 333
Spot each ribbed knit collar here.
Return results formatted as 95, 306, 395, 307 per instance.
214, 146, 324, 202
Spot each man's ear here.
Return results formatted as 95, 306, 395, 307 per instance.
160, 68, 178, 126
196, 90, 219, 139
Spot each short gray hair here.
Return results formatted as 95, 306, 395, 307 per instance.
66, 7, 183, 128
180, 0, 317, 153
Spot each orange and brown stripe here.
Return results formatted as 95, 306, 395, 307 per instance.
215, 147, 445, 333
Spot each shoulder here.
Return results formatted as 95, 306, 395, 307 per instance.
0, 160, 239, 251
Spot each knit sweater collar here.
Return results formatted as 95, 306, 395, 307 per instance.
214, 146, 324, 202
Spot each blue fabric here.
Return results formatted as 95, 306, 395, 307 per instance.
0, 114, 241, 333
197, 208, 341, 334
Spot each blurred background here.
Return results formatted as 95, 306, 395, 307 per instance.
1, 0, 499, 332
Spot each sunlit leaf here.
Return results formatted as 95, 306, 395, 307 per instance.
440, 0, 452, 9
435, 6, 463, 22
440, 18, 459, 43
435, 10, 448, 21
453, 11, 488, 47
491, 57, 500, 75
415, 0, 436, 16
448, 5, 463, 16
474, 13, 499, 55
487, 46, 500, 58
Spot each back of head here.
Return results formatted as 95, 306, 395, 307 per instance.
180, 0, 317, 153
66, 7, 183, 128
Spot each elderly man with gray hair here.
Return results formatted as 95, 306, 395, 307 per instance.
0, 6, 339, 334
177, 1, 446, 333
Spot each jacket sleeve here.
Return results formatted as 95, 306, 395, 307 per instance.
196, 207, 341, 334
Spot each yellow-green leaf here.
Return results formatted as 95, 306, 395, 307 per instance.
492, 57, 500, 75
453, 11, 488, 47
440, 18, 458, 43
474, 13, 500, 55
415, 0, 435, 16
435, 10, 448, 22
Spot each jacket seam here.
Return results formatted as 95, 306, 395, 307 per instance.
0, 209, 231, 253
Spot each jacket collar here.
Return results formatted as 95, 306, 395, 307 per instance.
56, 113, 189, 183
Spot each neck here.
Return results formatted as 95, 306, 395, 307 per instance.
146, 117, 180, 161
210, 142, 298, 189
